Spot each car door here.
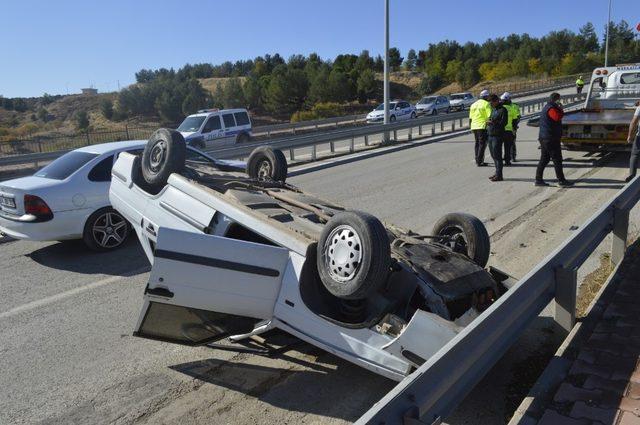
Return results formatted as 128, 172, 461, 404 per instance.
201, 115, 224, 147
221, 113, 238, 144
133, 227, 291, 346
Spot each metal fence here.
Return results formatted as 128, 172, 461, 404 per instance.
355, 170, 640, 424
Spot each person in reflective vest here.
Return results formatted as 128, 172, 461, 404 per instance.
576, 76, 585, 94
500, 92, 521, 164
469, 89, 492, 166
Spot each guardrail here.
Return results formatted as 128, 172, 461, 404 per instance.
204, 93, 585, 162
355, 176, 640, 424
0, 75, 582, 159
0, 93, 585, 173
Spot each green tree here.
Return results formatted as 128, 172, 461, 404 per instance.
37, 107, 48, 122
327, 69, 353, 103
13, 98, 28, 112
41, 93, 54, 105
243, 76, 263, 110
100, 99, 114, 120
388, 48, 403, 71
418, 75, 444, 95
75, 110, 90, 130
181, 79, 209, 116
222, 77, 246, 108
264, 66, 309, 114
356, 69, 378, 102
308, 67, 331, 104
404, 49, 417, 70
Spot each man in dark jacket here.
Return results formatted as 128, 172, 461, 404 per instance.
535, 93, 573, 187
486, 94, 508, 182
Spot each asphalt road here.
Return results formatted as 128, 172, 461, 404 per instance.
1, 87, 635, 425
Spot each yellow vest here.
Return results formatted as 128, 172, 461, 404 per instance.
576, 78, 584, 86
469, 99, 492, 130
504, 103, 521, 132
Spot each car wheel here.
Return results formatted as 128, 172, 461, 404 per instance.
82, 207, 130, 252
432, 213, 490, 267
410, 111, 416, 119
389, 115, 396, 122
247, 146, 287, 182
237, 133, 251, 144
141, 128, 186, 188
446, 107, 452, 113
317, 211, 391, 300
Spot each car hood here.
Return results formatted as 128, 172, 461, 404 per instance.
368, 110, 384, 117
180, 131, 197, 139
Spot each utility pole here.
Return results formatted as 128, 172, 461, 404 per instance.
604, 0, 612, 67
383, 0, 390, 141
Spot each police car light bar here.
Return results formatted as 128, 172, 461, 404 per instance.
197, 108, 219, 113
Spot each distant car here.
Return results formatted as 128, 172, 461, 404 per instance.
366, 100, 416, 123
415, 96, 450, 116
177, 108, 252, 149
448, 92, 476, 112
0, 140, 233, 251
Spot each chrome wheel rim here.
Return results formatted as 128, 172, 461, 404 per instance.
92, 212, 127, 248
324, 225, 363, 282
257, 160, 272, 180
149, 140, 166, 173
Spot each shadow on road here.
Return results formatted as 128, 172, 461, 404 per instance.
27, 237, 148, 276
170, 335, 394, 421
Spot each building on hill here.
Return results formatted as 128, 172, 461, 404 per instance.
81, 88, 98, 96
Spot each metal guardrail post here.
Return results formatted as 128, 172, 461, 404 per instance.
289, 148, 295, 161
350, 137, 355, 152
311, 145, 317, 161
452, 121, 455, 131
364, 135, 369, 146
611, 206, 630, 266
393, 130, 397, 141
554, 266, 578, 332
330, 142, 335, 153
440, 121, 444, 131
431, 124, 435, 136
418, 125, 423, 136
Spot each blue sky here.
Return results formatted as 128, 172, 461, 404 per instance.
1, 0, 637, 98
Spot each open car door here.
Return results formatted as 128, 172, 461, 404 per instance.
134, 227, 290, 346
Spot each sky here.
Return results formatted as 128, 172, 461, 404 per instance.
0, 0, 638, 98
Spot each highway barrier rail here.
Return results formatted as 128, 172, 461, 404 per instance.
0, 93, 585, 174
0, 74, 584, 159
355, 176, 640, 424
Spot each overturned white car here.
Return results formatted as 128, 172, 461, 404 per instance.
109, 129, 515, 380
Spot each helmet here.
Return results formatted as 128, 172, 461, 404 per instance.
500, 92, 511, 101
480, 89, 490, 98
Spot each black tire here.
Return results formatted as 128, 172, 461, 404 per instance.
432, 109, 438, 116
432, 213, 490, 267
237, 133, 251, 143
389, 115, 396, 122
410, 111, 417, 119
82, 207, 130, 252
246, 146, 288, 182
141, 128, 186, 187
317, 211, 391, 300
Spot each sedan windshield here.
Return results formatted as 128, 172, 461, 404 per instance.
419, 97, 436, 104
450, 94, 465, 100
375, 102, 397, 111
35, 151, 99, 180
177, 116, 206, 132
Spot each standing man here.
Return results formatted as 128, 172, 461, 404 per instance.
500, 92, 520, 165
576, 76, 585, 94
469, 89, 492, 167
535, 92, 573, 187
624, 101, 640, 183
486, 94, 508, 182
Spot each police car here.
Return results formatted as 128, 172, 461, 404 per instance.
366, 100, 416, 123
176, 108, 252, 149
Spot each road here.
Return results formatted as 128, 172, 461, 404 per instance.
1, 87, 635, 425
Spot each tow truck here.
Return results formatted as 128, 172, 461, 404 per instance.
561, 64, 640, 151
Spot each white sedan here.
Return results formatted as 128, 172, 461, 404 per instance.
0, 141, 148, 250
366, 100, 416, 123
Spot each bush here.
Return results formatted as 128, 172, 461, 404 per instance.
291, 110, 317, 123
75, 111, 90, 130
290, 102, 345, 123
418, 75, 444, 95
100, 99, 114, 120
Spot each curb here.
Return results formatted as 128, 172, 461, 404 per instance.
508, 254, 627, 424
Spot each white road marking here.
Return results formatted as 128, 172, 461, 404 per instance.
0, 266, 149, 320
